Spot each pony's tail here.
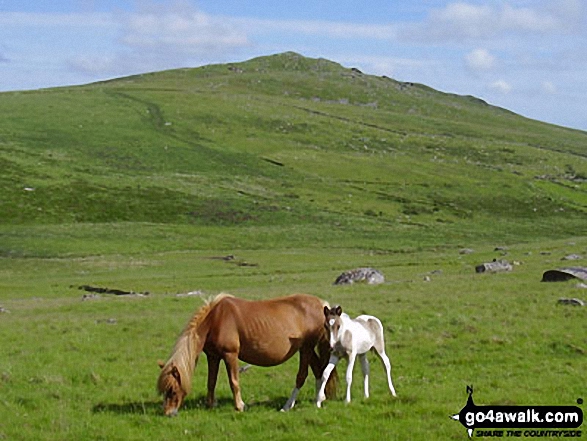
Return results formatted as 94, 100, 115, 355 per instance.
318, 334, 338, 399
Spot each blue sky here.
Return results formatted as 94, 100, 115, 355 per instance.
1, 0, 586, 131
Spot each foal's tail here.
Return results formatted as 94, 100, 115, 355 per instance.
317, 333, 338, 399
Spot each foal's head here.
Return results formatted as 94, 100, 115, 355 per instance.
157, 361, 187, 416
323, 305, 343, 349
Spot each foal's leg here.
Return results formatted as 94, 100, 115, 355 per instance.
282, 348, 312, 411
316, 354, 339, 408
373, 324, 397, 397
345, 351, 357, 403
223, 352, 245, 411
206, 353, 221, 408
359, 353, 370, 399
376, 350, 397, 397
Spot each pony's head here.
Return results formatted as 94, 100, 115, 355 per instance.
323, 305, 343, 350
157, 361, 188, 416
156, 295, 226, 416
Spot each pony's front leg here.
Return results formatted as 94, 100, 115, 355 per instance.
316, 354, 339, 408
223, 352, 245, 411
345, 351, 357, 403
359, 353, 370, 399
206, 353, 221, 408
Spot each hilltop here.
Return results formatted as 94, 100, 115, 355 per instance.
0, 52, 586, 256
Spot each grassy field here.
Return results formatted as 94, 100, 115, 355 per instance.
1, 240, 585, 440
0, 52, 586, 439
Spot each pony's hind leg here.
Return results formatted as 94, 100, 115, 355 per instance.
223, 352, 245, 411
359, 353, 370, 398
206, 353, 221, 408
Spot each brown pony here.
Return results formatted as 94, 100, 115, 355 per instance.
157, 293, 337, 415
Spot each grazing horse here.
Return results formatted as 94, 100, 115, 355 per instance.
316, 305, 396, 408
157, 294, 337, 415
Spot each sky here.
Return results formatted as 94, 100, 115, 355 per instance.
1, 0, 586, 131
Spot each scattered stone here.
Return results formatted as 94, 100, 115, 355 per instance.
562, 254, 582, 261
176, 290, 204, 298
459, 248, 474, 255
334, 268, 385, 285
542, 267, 587, 282
475, 259, 513, 273
209, 254, 235, 261
557, 298, 585, 306
208, 254, 258, 267
96, 318, 118, 324
0, 306, 10, 313
77, 285, 148, 296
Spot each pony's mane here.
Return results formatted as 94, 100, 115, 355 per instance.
157, 293, 233, 395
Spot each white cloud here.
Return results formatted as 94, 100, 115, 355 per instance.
490, 80, 512, 94
68, 2, 252, 77
465, 48, 496, 71
408, 1, 573, 41
541, 81, 557, 94
65, 1, 406, 78
232, 17, 398, 41
119, 5, 250, 57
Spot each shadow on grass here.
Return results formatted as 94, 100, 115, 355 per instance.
92, 394, 292, 416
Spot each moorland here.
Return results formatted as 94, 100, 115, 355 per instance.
0, 52, 585, 440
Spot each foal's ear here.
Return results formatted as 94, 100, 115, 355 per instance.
334, 305, 343, 316
324, 305, 330, 317
157, 360, 165, 369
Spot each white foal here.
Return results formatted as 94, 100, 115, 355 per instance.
316, 305, 396, 407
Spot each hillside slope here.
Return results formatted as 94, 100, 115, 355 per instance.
0, 52, 586, 255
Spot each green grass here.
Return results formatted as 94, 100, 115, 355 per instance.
1, 240, 586, 440
0, 52, 586, 439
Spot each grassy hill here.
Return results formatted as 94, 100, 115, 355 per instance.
0, 51, 586, 256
